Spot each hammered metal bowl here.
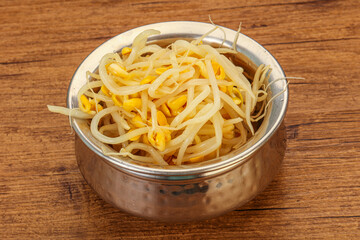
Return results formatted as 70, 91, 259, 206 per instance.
67, 21, 287, 222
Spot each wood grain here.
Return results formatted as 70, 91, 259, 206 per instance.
1, 0, 359, 239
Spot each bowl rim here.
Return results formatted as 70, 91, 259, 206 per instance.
67, 21, 287, 177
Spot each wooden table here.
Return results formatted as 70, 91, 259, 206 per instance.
1, 0, 359, 239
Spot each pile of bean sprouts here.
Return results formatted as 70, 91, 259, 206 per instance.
48, 26, 274, 166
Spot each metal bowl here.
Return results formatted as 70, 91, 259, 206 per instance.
67, 21, 287, 222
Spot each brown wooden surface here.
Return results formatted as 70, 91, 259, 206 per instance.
1, 0, 359, 239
